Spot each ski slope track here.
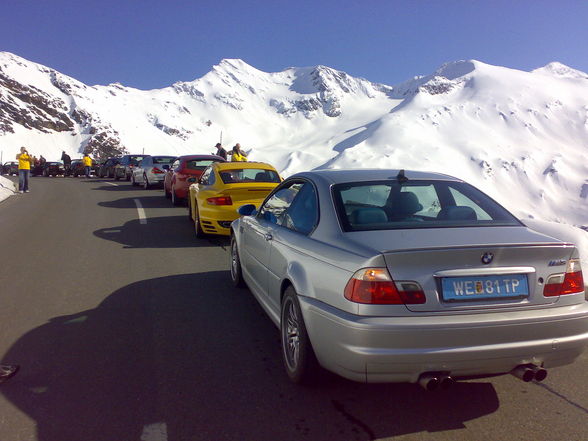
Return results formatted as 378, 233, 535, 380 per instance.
1, 53, 587, 261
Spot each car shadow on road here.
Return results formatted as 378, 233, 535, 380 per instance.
89, 182, 162, 192
1, 273, 499, 441
94, 216, 230, 249
98, 195, 174, 209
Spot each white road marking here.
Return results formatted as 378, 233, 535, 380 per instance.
134, 199, 147, 224
105, 182, 118, 186
141, 423, 168, 441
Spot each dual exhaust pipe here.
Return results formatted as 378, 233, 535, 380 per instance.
418, 373, 455, 391
511, 364, 548, 382
418, 364, 547, 391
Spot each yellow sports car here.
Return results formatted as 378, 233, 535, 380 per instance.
188, 161, 282, 237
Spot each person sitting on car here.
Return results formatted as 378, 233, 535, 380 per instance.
230, 143, 248, 162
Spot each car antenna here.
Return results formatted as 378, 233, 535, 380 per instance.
396, 169, 408, 182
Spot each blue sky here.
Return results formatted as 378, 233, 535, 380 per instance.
2, 0, 587, 89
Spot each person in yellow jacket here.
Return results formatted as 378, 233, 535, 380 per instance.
16, 146, 33, 193
230, 143, 248, 162
82, 153, 93, 178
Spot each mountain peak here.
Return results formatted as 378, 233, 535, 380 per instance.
533, 62, 588, 79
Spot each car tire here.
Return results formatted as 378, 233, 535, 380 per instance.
143, 174, 149, 190
281, 287, 320, 384
187, 197, 193, 222
131, 174, 137, 186
171, 185, 182, 206
194, 205, 206, 238
125, 172, 131, 181
230, 235, 246, 288
164, 182, 171, 199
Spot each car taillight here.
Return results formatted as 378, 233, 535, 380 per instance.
152, 167, 165, 174
544, 259, 584, 297
344, 268, 426, 304
207, 196, 233, 205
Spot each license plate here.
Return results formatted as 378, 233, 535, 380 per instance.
442, 274, 528, 301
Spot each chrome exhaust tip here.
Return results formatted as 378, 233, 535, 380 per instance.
530, 365, 548, 382
511, 365, 535, 382
439, 375, 455, 390
418, 373, 440, 391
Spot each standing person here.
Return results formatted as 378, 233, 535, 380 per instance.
230, 143, 248, 162
82, 153, 92, 178
39, 155, 46, 166
214, 143, 227, 160
0, 364, 19, 384
61, 150, 72, 177
16, 146, 33, 193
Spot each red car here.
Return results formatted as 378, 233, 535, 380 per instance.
164, 155, 226, 205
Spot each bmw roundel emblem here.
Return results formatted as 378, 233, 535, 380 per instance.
481, 252, 494, 265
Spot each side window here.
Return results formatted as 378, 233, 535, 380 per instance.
281, 183, 318, 234
200, 167, 212, 185
259, 182, 305, 225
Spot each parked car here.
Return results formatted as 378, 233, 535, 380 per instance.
229, 168, 588, 387
42, 162, 65, 177
114, 154, 146, 181
97, 157, 120, 178
30, 162, 45, 177
188, 162, 282, 237
164, 155, 226, 206
69, 159, 84, 177
131, 155, 176, 189
2, 162, 18, 176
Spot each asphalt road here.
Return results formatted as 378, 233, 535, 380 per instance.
0, 175, 586, 441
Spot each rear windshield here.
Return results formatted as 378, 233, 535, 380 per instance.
185, 159, 218, 171
219, 168, 281, 184
153, 156, 175, 165
333, 180, 521, 231
129, 156, 145, 165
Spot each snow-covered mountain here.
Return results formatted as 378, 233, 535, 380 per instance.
1, 52, 587, 231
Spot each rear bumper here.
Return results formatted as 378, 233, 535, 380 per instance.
299, 297, 588, 383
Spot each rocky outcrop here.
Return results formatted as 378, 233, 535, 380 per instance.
0, 71, 75, 133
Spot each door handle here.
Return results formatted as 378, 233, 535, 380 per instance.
264, 233, 273, 241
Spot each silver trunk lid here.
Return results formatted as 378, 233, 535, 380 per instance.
349, 226, 576, 313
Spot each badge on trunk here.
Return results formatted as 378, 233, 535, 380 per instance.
481, 252, 494, 264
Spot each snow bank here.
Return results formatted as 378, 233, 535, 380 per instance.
0, 176, 17, 202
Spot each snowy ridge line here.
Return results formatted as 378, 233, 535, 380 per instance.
0, 52, 587, 233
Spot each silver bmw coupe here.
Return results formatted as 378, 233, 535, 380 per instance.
230, 169, 588, 389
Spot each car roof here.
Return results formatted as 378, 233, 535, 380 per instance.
290, 168, 462, 184
178, 154, 225, 161
214, 161, 277, 171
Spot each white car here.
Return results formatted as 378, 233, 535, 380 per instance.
131, 155, 176, 189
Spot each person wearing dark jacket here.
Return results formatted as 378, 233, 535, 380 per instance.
214, 143, 227, 160
61, 151, 72, 176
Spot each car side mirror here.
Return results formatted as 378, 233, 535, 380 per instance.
238, 204, 257, 216
187, 177, 197, 183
